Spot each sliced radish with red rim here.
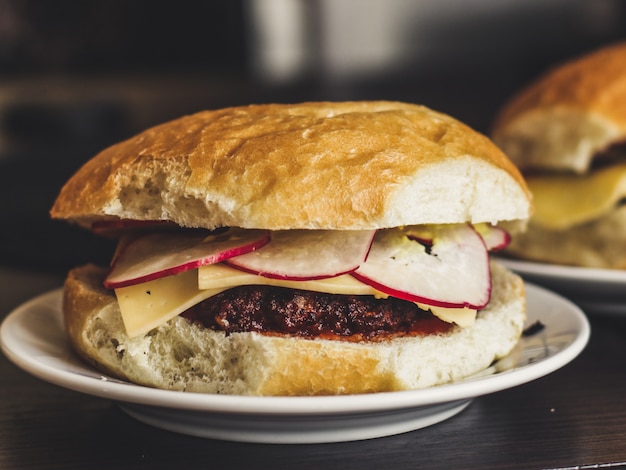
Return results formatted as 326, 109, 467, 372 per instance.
226, 230, 376, 280
352, 224, 491, 309
104, 228, 271, 289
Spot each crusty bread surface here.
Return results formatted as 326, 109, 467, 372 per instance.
492, 42, 626, 174
63, 262, 526, 396
51, 101, 531, 231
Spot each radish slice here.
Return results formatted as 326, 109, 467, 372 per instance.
474, 223, 511, 252
352, 224, 491, 309
226, 230, 376, 280
104, 228, 271, 288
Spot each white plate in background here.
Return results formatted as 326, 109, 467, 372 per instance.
498, 258, 626, 314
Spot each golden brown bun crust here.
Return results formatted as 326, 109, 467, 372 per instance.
494, 42, 626, 131
51, 101, 530, 230
63, 262, 526, 396
492, 42, 626, 173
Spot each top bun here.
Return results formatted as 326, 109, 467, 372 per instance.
492, 42, 626, 174
51, 101, 530, 231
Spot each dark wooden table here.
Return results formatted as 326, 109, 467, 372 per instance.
2, 265, 626, 470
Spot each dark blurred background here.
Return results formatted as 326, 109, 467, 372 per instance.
1, 0, 626, 274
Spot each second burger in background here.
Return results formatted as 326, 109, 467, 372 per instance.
492, 42, 626, 270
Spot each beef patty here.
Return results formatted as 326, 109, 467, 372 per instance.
181, 285, 454, 342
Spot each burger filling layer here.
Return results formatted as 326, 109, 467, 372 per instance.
180, 285, 453, 342
106, 223, 509, 340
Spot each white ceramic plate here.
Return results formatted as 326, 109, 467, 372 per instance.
1, 284, 589, 444
498, 258, 626, 314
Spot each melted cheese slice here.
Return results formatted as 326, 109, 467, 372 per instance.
528, 163, 626, 230
421, 304, 477, 328
197, 263, 385, 295
116, 264, 478, 338
115, 269, 226, 338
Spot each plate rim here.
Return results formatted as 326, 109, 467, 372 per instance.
497, 257, 626, 284
1, 284, 590, 417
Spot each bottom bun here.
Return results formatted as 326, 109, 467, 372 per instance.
63, 261, 526, 396
505, 206, 626, 270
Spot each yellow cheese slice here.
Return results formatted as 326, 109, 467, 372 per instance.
421, 304, 476, 328
528, 163, 626, 230
116, 264, 478, 338
198, 263, 385, 296
115, 269, 225, 338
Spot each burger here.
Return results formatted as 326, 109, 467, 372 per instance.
492, 42, 626, 269
50, 101, 532, 396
